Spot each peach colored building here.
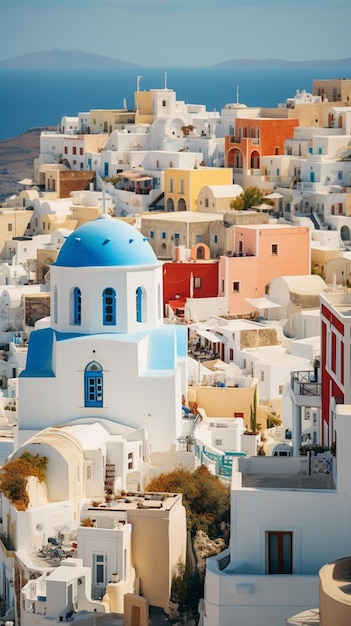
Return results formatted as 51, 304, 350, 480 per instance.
218, 223, 311, 316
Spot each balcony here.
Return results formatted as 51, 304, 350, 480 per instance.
290, 371, 321, 408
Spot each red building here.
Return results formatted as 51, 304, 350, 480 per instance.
320, 292, 349, 445
163, 260, 218, 317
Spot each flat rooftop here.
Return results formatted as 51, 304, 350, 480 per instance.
242, 473, 335, 490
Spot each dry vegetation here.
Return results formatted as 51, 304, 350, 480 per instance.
0, 127, 54, 202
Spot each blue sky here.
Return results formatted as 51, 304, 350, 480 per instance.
0, 0, 349, 67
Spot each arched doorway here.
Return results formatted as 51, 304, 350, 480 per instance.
250, 150, 260, 170
177, 198, 187, 211
166, 198, 174, 212
340, 225, 351, 242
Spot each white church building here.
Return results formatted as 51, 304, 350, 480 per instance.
17, 214, 188, 456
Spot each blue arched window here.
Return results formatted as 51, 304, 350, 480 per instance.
84, 361, 103, 407
74, 287, 81, 325
102, 288, 116, 325
136, 286, 146, 323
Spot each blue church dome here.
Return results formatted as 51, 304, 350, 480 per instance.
54, 215, 158, 267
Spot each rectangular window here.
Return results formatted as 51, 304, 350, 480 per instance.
261, 371, 264, 381
128, 452, 134, 470
279, 384, 284, 395
194, 277, 202, 289
214, 439, 222, 446
266, 531, 293, 574
271, 243, 279, 255
170, 178, 174, 193
64, 146, 68, 154
8, 224, 12, 232
161, 232, 166, 240
80, 147, 83, 155
214, 234, 218, 243
174, 232, 180, 243
93, 553, 107, 584
72, 146, 77, 155
232, 281, 240, 292
180, 179, 185, 194
149, 230, 154, 239
338, 170, 343, 180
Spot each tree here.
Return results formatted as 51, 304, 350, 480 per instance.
230, 185, 267, 211
146, 464, 230, 537
0, 451, 48, 511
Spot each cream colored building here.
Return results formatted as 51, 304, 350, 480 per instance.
0, 209, 32, 258
141, 210, 222, 259
89, 109, 136, 134
198, 184, 243, 213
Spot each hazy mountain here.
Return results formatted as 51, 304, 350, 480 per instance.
0, 49, 140, 69
214, 57, 351, 68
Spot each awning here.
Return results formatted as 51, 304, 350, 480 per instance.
121, 171, 142, 179
264, 192, 284, 199
246, 297, 281, 310
196, 329, 226, 343
252, 203, 273, 211
18, 178, 33, 185
121, 172, 151, 181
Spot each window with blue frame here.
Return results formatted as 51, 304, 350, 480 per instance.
84, 362, 103, 407
102, 287, 116, 325
73, 287, 81, 324
136, 286, 145, 322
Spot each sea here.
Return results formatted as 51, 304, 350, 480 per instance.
1, 64, 351, 141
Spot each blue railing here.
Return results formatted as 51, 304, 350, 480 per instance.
195, 443, 246, 477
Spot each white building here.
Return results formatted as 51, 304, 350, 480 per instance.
201, 403, 351, 626
17, 214, 187, 456
0, 214, 189, 623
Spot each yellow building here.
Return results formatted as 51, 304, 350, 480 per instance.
135, 88, 177, 125
164, 167, 233, 212
89, 109, 136, 134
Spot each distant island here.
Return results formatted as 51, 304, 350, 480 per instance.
214, 57, 351, 68
0, 49, 140, 69
0, 50, 350, 70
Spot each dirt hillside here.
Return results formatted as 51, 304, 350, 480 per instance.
0, 127, 54, 203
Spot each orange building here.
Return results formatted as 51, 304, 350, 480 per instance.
225, 117, 298, 172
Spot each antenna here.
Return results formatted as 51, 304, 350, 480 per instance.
164, 71, 168, 89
